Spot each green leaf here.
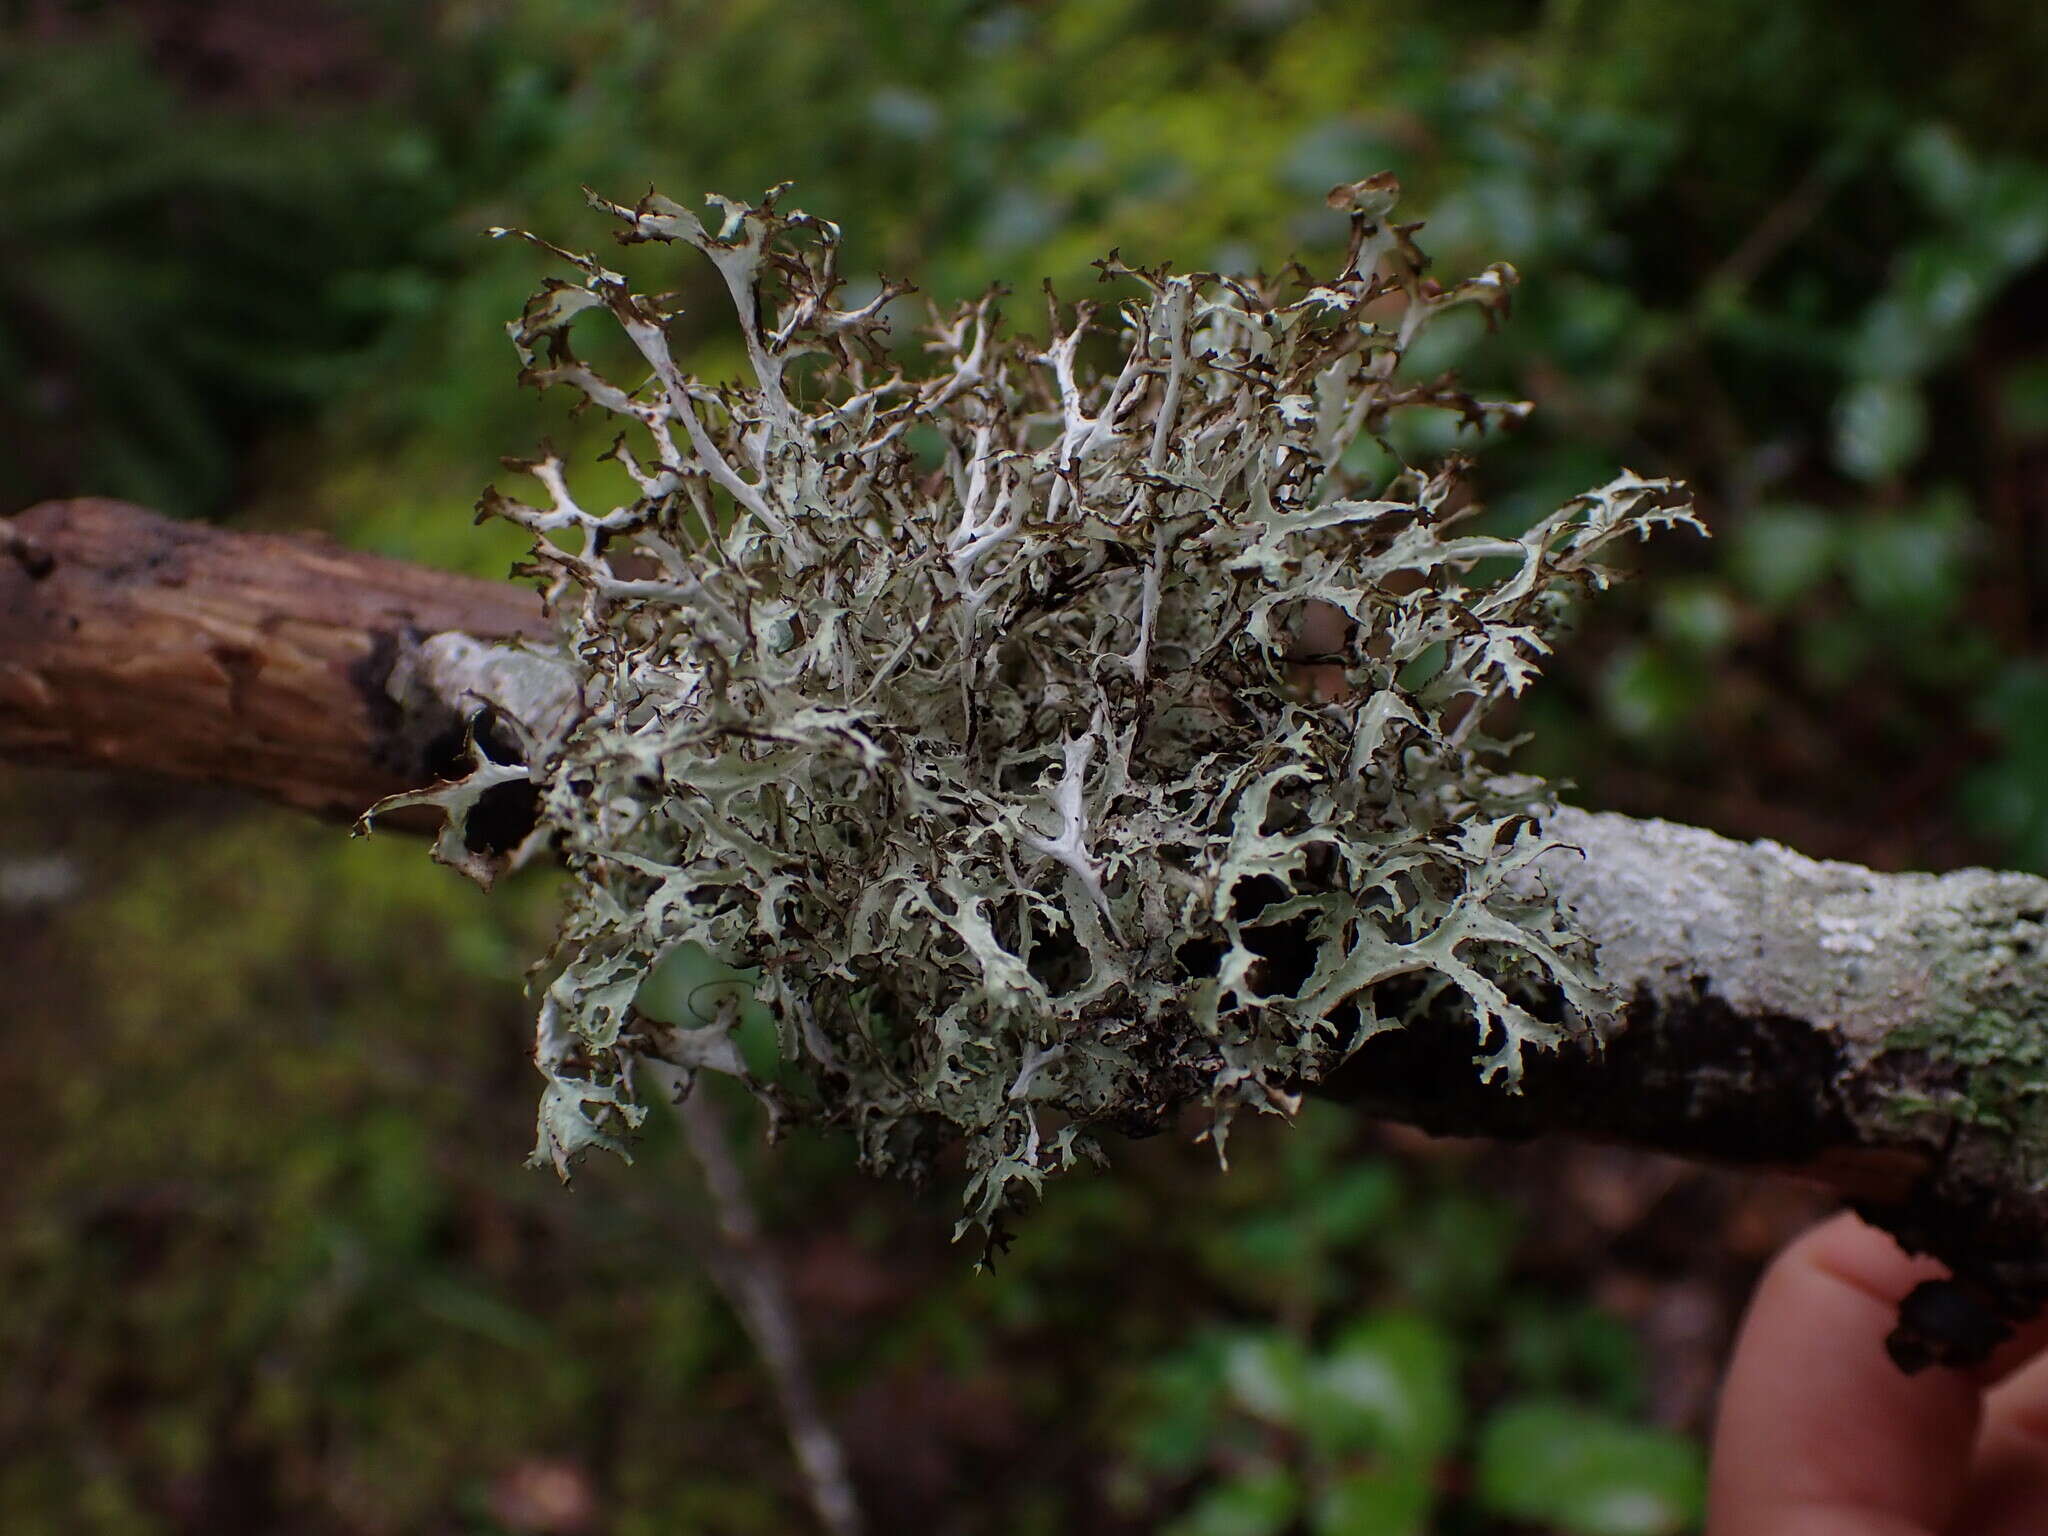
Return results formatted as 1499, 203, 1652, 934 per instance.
1724, 503, 1837, 610
1306, 1162, 1402, 1245
1167, 1467, 1301, 1536
1794, 614, 1872, 689
1844, 294, 1942, 381
1223, 1332, 1314, 1428
1842, 490, 1971, 626
1973, 161, 2048, 273
1390, 1192, 1519, 1318
1599, 644, 1697, 742
1502, 1301, 1646, 1416
1307, 1313, 1461, 1460
1833, 377, 1926, 482
1959, 663, 2048, 873
2001, 357, 2048, 441
1206, 1210, 1320, 1294
1896, 122, 1978, 219
1848, 245, 2001, 380
1127, 1337, 1231, 1476
1474, 1399, 1705, 1536
1312, 1466, 1434, 1536
1652, 579, 1737, 655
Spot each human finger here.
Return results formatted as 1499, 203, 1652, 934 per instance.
1707, 1211, 1982, 1535
1945, 1321, 2048, 1535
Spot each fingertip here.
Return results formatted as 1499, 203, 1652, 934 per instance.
1794, 1215, 2048, 1388
1708, 1212, 1979, 1535
1789, 1210, 1952, 1309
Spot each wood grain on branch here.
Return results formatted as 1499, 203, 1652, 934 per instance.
9, 496, 2048, 1367
0, 498, 546, 818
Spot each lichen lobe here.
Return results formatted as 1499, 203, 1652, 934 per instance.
380, 179, 1696, 1231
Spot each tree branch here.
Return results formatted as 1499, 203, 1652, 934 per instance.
10, 496, 2048, 1366
0, 498, 546, 818
654, 1071, 866, 1536
1332, 808, 2048, 1368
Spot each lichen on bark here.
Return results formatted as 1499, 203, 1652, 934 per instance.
1524, 809, 2048, 1218
371, 178, 1696, 1233
1508, 808, 2048, 1369
1892, 886, 2048, 1166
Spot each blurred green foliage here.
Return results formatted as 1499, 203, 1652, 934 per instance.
7, 0, 2048, 1528
1113, 1105, 1702, 1536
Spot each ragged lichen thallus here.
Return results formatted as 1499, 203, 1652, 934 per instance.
360, 175, 1697, 1244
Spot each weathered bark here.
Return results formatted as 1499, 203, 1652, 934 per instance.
0, 498, 547, 819
9, 495, 2048, 1365
1333, 809, 2048, 1368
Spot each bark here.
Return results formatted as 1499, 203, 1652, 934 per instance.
9, 496, 2048, 1366
0, 497, 547, 819
1333, 808, 2048, 1368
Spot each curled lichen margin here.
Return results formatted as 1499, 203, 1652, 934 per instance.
369, 175, 1698, 1236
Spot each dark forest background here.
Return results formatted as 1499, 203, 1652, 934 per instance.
5, 2, 2048, 1531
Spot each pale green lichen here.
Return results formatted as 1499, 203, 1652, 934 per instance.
375, 177, 1696, 1234
1888, 888, 2048, 1176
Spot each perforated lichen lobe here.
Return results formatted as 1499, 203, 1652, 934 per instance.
368, 177, 1697, 1234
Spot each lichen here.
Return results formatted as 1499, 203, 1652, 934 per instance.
369, 177, 1696, 1235
1886, 886, 2048, 1177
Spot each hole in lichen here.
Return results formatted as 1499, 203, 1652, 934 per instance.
464, 780, 544, 856
1242, 913, 1319, 1000
1174, 934, 1225, 981
1228, 874, 1289, 919
1028, 938, 1092, 996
